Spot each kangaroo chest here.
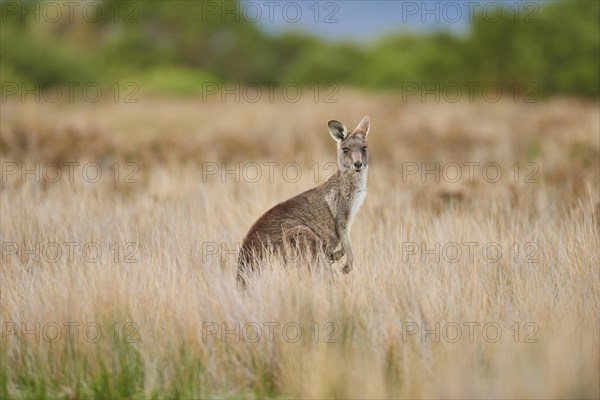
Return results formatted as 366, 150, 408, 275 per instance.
348, 189, 366, 226
324, 172, 367, 229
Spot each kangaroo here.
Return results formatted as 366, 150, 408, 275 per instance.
236, 116, 371, 287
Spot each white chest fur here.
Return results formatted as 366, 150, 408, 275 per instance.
323, 169, 368, 229
348, 189, 366, 227
348, 168, 368, 227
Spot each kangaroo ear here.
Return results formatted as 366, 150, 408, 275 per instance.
354, 116, 370, 136
328, 120, 347, 142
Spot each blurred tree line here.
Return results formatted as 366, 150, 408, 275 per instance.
1, 0, 598, 97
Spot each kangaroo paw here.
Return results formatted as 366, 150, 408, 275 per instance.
328, 249, 345, 262
341, 264, 353, 274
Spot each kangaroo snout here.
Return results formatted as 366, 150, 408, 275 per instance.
353, 160, 363, 170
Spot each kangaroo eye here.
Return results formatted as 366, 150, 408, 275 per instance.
361, 147, 367, 152
342, 148, 349, 154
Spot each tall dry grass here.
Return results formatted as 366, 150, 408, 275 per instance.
1, 91, 599, 398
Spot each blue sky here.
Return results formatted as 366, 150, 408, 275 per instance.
238, 1, 518, 42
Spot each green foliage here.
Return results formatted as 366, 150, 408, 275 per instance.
354, 33, 466, 89
537, 1, 600, 96
1, 0, 598, 96
465, 0, 600, 96
0, 25, 95, 86
283, 41, 367, 84
133, 66, 220, 96
2, 338, 145, 399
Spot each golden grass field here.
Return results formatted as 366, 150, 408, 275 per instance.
1, 90, 599, 398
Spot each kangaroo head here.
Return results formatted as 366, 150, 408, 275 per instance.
328, 116, 370, 173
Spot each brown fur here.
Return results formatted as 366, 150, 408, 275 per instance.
237, 117, 371, 287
